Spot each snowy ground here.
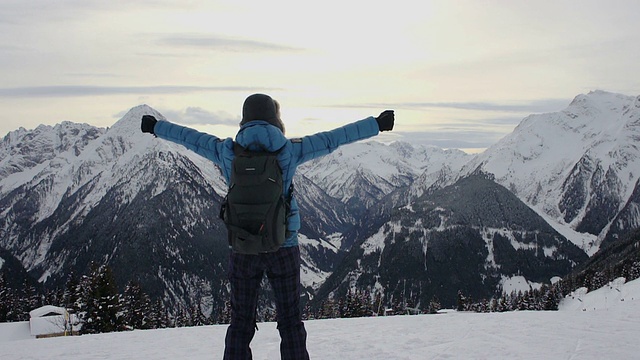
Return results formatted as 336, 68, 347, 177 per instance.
2, 278, 639, 359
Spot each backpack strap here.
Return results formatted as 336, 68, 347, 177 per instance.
232, 142, 245, 156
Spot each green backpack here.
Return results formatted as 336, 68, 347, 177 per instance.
219, 143, 290, 254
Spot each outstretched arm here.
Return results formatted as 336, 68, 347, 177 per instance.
293, 110, 394, 165
141, 115, 230, 167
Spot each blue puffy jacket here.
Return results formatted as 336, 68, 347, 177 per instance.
153, 117, 380, 247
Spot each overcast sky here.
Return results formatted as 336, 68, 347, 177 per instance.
1, 0, 638, 152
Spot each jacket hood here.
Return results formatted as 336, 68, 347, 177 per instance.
235, 121, 287, 152
240, 93, 285, 133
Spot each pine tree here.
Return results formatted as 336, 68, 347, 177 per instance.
373, 292, 385, 316
63, 272, 80, 312
490, 298, 498, 312
302, 303, 313, 320
74, 272, 92, 327
174, 306, 190, 327
45, 287, 64, 308
150, 298, 169, 329
632, 260, 640, 280
218, 299, 232, 325
391, 294, 404, 315
507, 290, 518, 311
496, 294, 508, 312
7, 287, 20, 321
82, 264, 121, 334
11, 280, 30, 321
360, 290, 374, 317
340, 289, 354, 318
317, 298, 339, 319
190, 303, 208, 327
405, 296, 416, 315
456, 290, 467, 312
0, 273, 8, 322
121, 280, 153, 330
428, 295, 441, 314
23, 279, 41, 314
541, 285, 559, 311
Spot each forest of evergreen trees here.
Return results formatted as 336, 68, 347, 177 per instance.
460, 238, 640, 313
0, 265, 446, 334
0, 263, 232, 334
2, 233, 639, 335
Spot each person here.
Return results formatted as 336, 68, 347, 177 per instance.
141, 93, 394, 359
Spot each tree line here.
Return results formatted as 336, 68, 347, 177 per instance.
0, 262, 232, 334
2, 236, 639, 333
1, 266, 444, 333
306, 288, 442, 320
460, 248, 640, 313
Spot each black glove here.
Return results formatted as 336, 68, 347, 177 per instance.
141, 115, 158, 134
376, 110, 394, 132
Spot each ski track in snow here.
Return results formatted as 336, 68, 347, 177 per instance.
2, 278, 639, 360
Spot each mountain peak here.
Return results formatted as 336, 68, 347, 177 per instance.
464, 90, 640, 254
569, 90, 636, 112
109, 105, 164, 135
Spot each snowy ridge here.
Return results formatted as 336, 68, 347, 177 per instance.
0, 121, 105, 180
298, 141, 466, 205
464, 90, 640, 254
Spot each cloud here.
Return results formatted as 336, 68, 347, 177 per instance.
471, 116, 524, 126
0, 45, 27, 52
400, 115, 531, 149
65, 73, 123, 78
0, 85, 278, 98
159, 107, 240, 126
0, 1, 186, 23
393, 127, 508, 149
158, 35, 304, 53
400, 99, 570, 113
344, 98, 571, 114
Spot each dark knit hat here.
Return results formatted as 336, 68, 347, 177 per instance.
240, 93, 285, 133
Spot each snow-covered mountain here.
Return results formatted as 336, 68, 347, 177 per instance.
1, 90, 639, 315
2, 106, 228, 312
314, 173, 588, 308
0, 106, 345, 312
297, 141, 471, 250
0, 105, 423, 313
313, 90, 639, 309
464, 90, 640, 255
298, 141, 469, 214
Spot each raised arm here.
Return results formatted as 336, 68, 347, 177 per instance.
141, 115, 231, 167
292, 110, 394, 165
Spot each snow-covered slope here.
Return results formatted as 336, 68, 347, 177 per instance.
0, 105, 350, 312
315, 174, 588, 309
2, 277, 639, 359
464, 90, 640, 254
298, 141, 469, 211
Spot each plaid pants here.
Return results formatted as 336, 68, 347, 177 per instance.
224, 246, 310, 360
